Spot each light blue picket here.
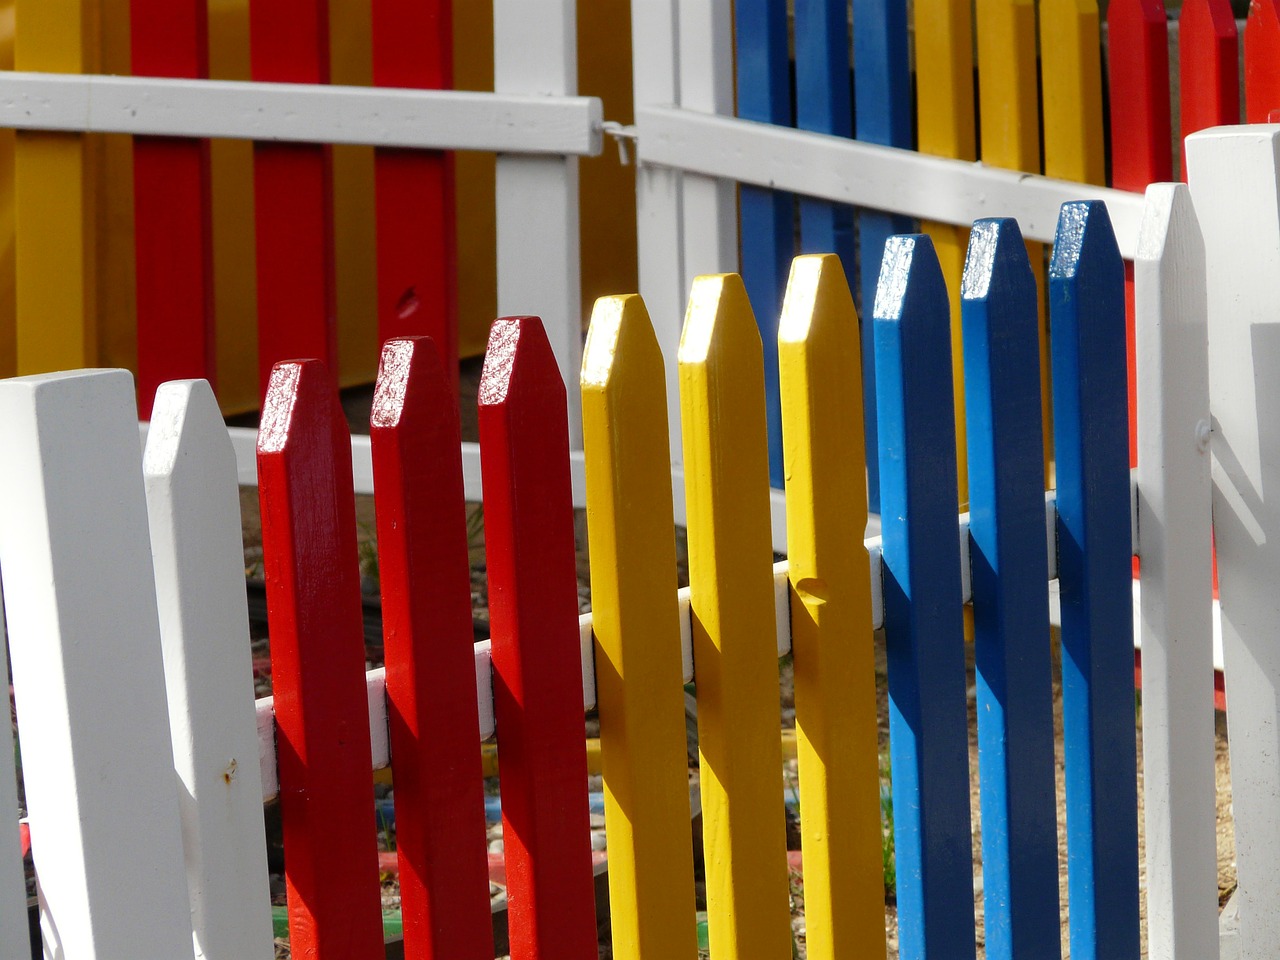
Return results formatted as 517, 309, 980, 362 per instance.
1049, 201, 1140, 960
855, 0, 915, 513
735, 0, 794, 487
961, 220, 1060, 960
874, 234, 977, 960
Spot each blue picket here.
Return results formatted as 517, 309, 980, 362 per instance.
735, 0, 794, 487
855, 0, 914, 513
1049, 201, 1140, 960
961, 219, 1061, 960
874, 234, 977, 960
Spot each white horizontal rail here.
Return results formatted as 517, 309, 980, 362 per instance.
0, 71, 604, 156
635, 106, 1146, 259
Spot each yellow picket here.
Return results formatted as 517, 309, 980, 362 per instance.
976, 0, 1051, 483
777, 255, 885, 960
0, 0, 15, 378
1040, 0, 1106, 186
14, 0, 97, 374
914, 0, 975, 506
678, 274, 792, 960
581, 294, 698, 960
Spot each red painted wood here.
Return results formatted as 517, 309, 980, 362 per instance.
371, 0, 458, 397
1107, 0, 1172, 191
130, 0, 214, 417
477, 317, 597, 960
1179, 0, 1239, 176
257, 360, 384, 960
250, 0, 337, 403
370, 337, 493, 960
1247, 0, 1280, 122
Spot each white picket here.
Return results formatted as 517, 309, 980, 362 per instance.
1133, 182, 1218, 960
0, 369, 193, 959
142, 380, 273, 960
0, 601, 32, 960
1186, 125, 1280, 960
494, 0, 584, 446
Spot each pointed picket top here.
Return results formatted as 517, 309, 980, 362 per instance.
1134, 183, 1218, 960
478, 316, 598, 960
1050, 200, 1140, 960
1179, 0, 1239, 170
777, 255, 884, 960
1246, 0, 1280, 123
144, 378, 274, 960
257, 359, 384, 960
370, 337, 495, 960
580, 295, 698, 960
678, 274, 793, 960
874, 233, 952, 331
961, 220, 1060, 960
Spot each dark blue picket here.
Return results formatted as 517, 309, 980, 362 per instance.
735, 0, 794, 487
961, 219, 1061, 960
855, 0, 914, 513
874, 234, 976, 960
1049, 201, 1140, 960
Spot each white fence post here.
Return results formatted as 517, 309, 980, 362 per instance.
494, 0, 584, 447
0, 604, 31, 958
1186, 125, 1280, 960
0, 369, 194, 959
1134, 182, 1218, 960
143, 380, 274, 960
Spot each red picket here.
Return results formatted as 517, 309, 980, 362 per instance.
477, 317, 597, 960
1179, 0, 1239, 176
371, 0, 459, 398
1246, 0, 1280, 122
250, 0, 337, 403
130, 0, 214, 417
1107, 0, 1172, 191
370, 337, 494, 960
257, 360, 384, 960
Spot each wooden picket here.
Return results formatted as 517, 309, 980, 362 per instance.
581, 295, 699, 960
478, 317, 598, 960
0, 370, 194, 958
250, 2, 338, 402
257, 360, 384, 959
144, 378, 274, 959
1049, 201, 1140, 960
0, 641, 26, 958
1040, 0, 1105, 188
678, 275, 792, 959
1178, 0, 1239, 174
131, 0, 215, 417
777, 255, 885, 960
369, 338, 493, 959
1245, 0, 1280, 123
1133, 183, 1218, 960
960, 220, 1059, 960
873, 235, 976, 960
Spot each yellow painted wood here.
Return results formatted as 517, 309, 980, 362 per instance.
915, 0, 974, 507
777, 255, 885, 960
14, 0, 97, 374
976, 0, 1051, 483
1039, 0, 1106, 186
581, 294, 698, 960
0, 0, 15, 378
678, 274, 792, 960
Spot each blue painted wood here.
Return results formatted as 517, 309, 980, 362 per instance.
853, 0, 913, 512
1049, 201, 1140, 960
961, 219, 1061, 960
735, 0, 794, 488
874, 234, 976, 960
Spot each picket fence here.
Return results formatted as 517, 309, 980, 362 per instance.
0, 120, 1275, 959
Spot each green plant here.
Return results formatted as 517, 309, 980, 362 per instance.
880, 752, 896, 900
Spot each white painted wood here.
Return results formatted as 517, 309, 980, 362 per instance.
494, 0, 584, 447
1186, 123, 1280, 960
0, 71, 603, 155
636, 106, 1147, 259
0, 369, 193, 959
1133, 183, 1218, 960
142, 380, 273, 960
0, 603, 32, 960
